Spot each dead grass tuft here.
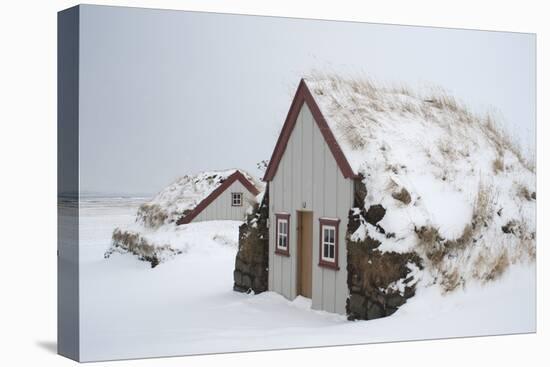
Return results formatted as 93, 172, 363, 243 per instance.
425, 92, 460, 112
108, 228, 181, 267
392, 187, 412, 205
472, 183, 494, 230
438, 139, 458, 161
486, 250, 510, 281
492, 156, 504, 174
441, 269, 463, 292
517, 184, 533, 201
473, 248, 510, 283
482, 114, 535, 173
136, 203, 169, 229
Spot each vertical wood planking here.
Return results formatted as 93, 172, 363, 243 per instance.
192, 180, 253, 223
311, 110, 325, 310
268, 103, 353, 315
290, 109, 302, 298
322, 146, 338, 312
282, 128, 293, 298
268, 182, 275, 291
302, 105, 314, 210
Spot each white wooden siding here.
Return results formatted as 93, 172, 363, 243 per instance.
268, 103, 353, 314
193, 180, 255, 222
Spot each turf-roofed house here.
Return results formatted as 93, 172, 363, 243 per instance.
175, 170, 261, 225
234, 75, 535, 320
108, 169, 262, 267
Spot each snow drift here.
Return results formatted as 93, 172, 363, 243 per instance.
306, 73, 535, 291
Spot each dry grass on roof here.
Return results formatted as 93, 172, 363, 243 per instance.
304, 72, 534, 173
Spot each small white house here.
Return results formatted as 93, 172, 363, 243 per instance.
263, 79, 361, 314
176, 170, 261, 224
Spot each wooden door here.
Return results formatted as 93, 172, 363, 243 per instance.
298, 211, 313, 298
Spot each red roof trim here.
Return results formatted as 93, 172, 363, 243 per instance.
263, 79, 358, 182
176, 171, 260, 225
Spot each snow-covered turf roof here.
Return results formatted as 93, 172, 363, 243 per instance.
138, 169, 262, 227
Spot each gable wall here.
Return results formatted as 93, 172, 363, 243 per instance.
193, 180, 256, 222
268, 103, 353, 314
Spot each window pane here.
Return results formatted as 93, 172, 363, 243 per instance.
329, 229, 334, 243
329, 244, 334, 259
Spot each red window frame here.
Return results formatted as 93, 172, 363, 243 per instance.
274, 213, 290, 256
318, 218, 340, 270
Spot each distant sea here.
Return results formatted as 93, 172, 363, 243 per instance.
59, 194, 151, 209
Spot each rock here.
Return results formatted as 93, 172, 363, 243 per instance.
392, 187, 412, 205
254, 264, 265, 278
233, 269, 242, 284
404, 286, 415, 299
253, 276, 266, 292
375, 224, 386, 234
366, 204, 386, 225
353, 178, 368, 206
239, 261, 251, 275
386, 293, 406, 308
364, 235, 381, 251
385, 306, 398, 316
348, 294, 367, 320
346, 208, 423, 321
242, 274, 252, 289
347, 210, 363, 234
349, 294, 366, 312
235, 257, 245, 271
501, 221, 517, 235
366, 300, 385, 320
233, 185, 270, 294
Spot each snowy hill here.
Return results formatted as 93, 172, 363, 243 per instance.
306, 74, 535, 291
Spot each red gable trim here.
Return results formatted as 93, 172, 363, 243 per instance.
263, 79, 358, 182
176, 170, 261, 225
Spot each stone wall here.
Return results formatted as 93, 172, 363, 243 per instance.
233, 185, 269, 293
346, 208, 423, 320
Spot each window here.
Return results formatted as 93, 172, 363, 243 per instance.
231, 192, 243, 206
275, 213, 290, 256
319, 218, 340, 269
322, 226, 336, 260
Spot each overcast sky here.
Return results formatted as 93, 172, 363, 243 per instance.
78, 5, 535, 197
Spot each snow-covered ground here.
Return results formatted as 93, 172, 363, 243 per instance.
79, 198, 535, 362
